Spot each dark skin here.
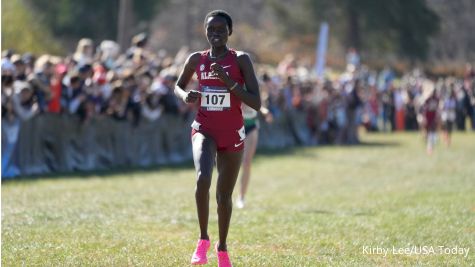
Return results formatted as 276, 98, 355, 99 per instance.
174, 15, 261, 252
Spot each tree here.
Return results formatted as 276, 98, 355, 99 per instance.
2, 0, 63, 54
303, 0, 440, 60
24, 0, 166, 49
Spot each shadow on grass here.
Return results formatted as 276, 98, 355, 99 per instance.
254, 139, 400, 161
302, 209, 376, 217
304, 209, 334, 215
357, 140, 401, 147
2, 140, 399, 183
316, 140, 401, 148
256, 147, 298, 157
2, 160, 196, 183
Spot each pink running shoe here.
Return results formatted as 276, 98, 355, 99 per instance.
191, 239, 210, 265
215, 242, 233, 267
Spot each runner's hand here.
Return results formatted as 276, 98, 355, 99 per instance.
183, 90, 201, 103
210, 63, 229, 82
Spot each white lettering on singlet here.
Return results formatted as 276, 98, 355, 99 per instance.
200, 71, 230, 80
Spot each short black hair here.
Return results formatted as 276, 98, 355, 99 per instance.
204, 10, 233, 35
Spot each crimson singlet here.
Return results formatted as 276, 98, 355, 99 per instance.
194, 49, 244, 131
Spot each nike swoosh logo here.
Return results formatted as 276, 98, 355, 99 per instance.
234, 142, 244, 147
222, 65, 232, 69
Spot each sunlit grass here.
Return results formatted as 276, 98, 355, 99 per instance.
2, 132, 474, 266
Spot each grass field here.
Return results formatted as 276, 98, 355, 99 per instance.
2, 132, 474, 266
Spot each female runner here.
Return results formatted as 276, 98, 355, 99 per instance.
174, 10, 261, 266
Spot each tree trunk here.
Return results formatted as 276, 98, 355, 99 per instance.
346, 4, 360, 51
117, 0, 134, 51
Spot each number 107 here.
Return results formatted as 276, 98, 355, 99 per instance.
205, 94, 225, 105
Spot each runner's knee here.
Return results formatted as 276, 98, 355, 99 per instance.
196, 173, 211, 193
216, 191, 232, 206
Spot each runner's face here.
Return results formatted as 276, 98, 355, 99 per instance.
206, 16, 229, 47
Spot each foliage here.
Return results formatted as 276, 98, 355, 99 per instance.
1, 0, 63, 55
300, 0, 440, 60
23, 0, 166, 42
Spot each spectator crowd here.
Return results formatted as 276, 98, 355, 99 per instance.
2, 34, 475, 147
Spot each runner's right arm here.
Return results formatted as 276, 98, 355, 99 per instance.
175, 52, 202, 104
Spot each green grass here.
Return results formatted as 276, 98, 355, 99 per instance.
2, 132, 475, 266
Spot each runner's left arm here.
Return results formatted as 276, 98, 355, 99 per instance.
210, 52, 261, 111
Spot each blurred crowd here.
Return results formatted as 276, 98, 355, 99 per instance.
2, 34, 196, 127
262, 53, 475, 144
2, 34, 475, 146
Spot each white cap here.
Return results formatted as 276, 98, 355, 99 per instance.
13, 81, 31, 94
2, 58, 16, 73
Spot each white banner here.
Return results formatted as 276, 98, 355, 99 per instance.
315, 22, 329, 79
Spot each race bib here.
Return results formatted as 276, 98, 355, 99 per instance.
200, 86, 231, 111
